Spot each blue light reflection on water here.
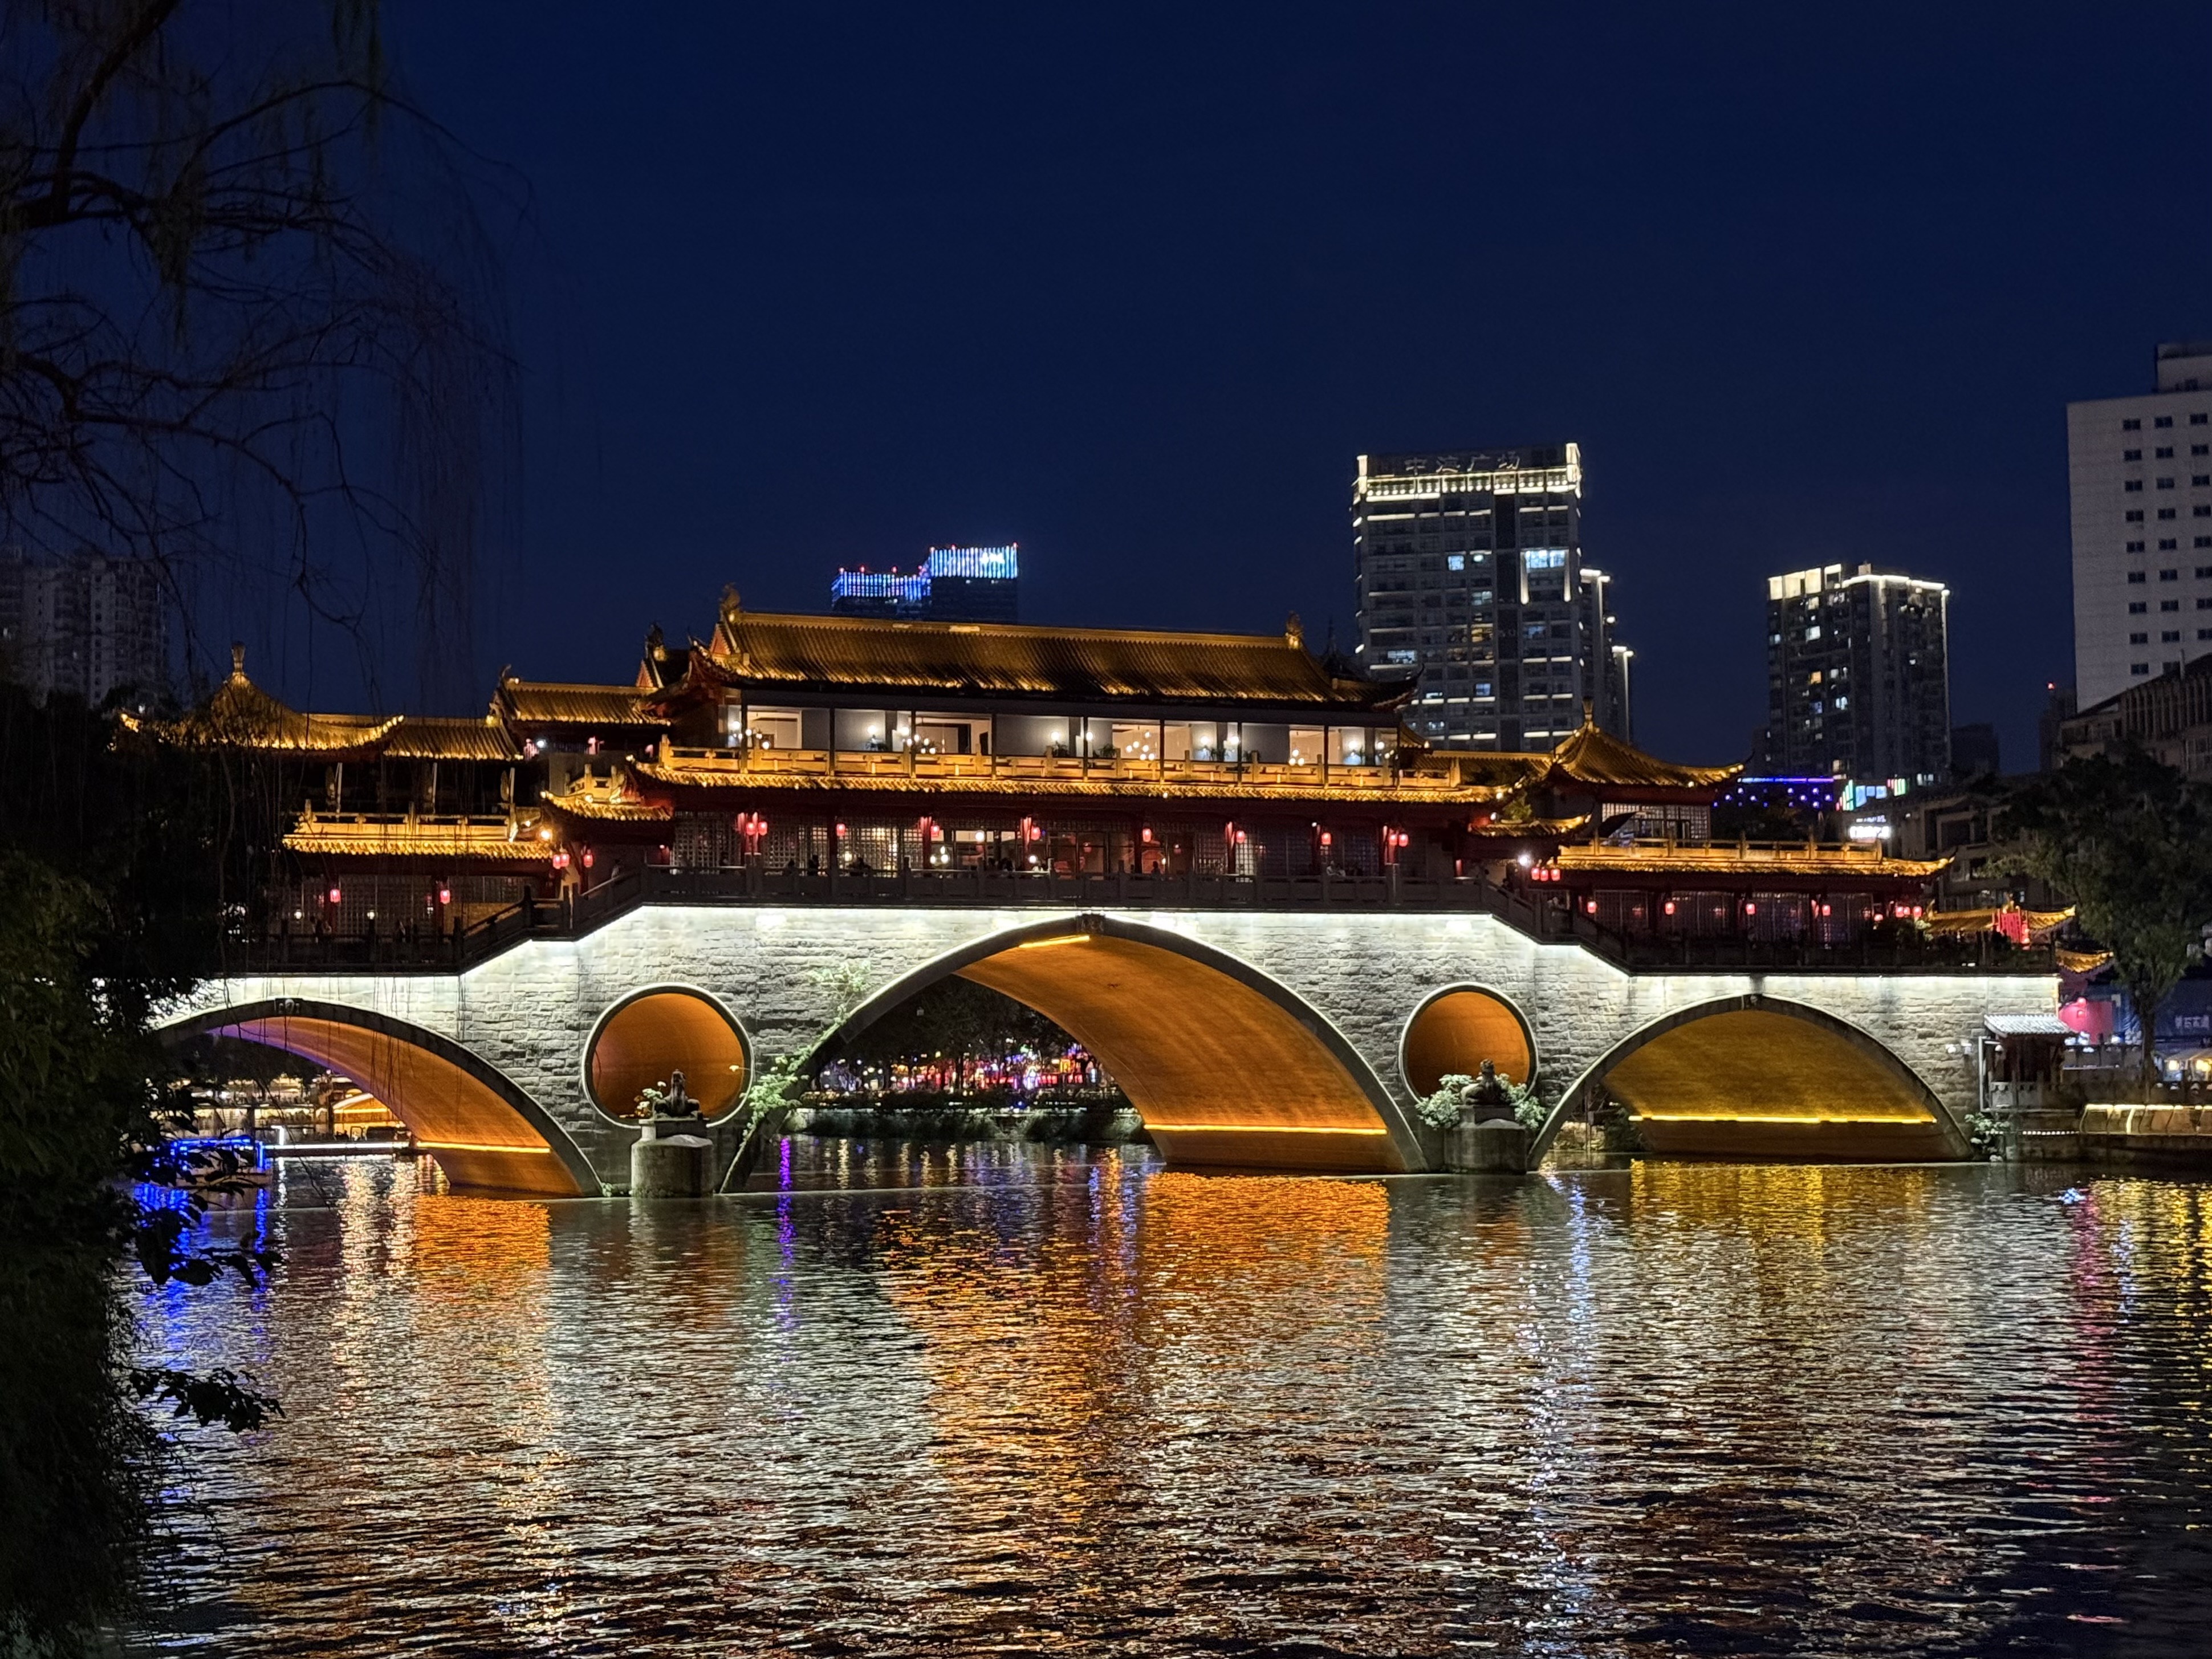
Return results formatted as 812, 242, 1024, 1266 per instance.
133, 1145, 2212, 1658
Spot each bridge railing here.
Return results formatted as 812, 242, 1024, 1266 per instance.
218, 863, 2058, 976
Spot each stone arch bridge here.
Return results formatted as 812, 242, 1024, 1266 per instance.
160, 904, 2056, 1196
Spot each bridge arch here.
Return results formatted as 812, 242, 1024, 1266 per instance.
582, 983, 751, 1125
164, 999, 597, 1198
798, 912, 1427, 1174
1398, 983, 1538, 1098
1529, 994, 1971, 1165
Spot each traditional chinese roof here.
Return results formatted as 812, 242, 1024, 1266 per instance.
1554, 841, 1947, 879
674, 599, 1409, 712
282, 808, 551, 861
1546, 717, 1741, 794
538, 782, 675, 826
494, 675, 657, 731
123, 648, 399, 755
379, 716, 521, 763
1925, 904, 2075, 938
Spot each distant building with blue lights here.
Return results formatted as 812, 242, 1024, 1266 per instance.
830, 546, 1020, 623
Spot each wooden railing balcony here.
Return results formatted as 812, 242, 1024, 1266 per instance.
649, 742, 1465, 794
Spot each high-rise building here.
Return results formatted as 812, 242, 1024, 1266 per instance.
1764, 563, 1951, 784
1352, 445, 1630, 750
2067, 341, 2212, 710
830, 545, 1020, 623
0, 548, 167, 705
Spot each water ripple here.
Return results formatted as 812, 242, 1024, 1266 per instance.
132, 1150, 2212, 1657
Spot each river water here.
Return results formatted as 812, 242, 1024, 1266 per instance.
135, 1143, 2212, 1657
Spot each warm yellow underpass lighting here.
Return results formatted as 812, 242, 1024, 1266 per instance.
414, 1140, 552, 1154
1142, 1123, 1390, 1136
1015, 933, 1092, 949
1629, 1112, 1933, 1124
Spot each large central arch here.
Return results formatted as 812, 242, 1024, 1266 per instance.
163, 999, 597, 1198
803, 913, 1425, 1173
1530, 994, 1971, 1165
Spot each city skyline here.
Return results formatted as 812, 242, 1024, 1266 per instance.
144, 7, 2212, 778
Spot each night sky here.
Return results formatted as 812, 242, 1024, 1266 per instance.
349, 2, 2212, 768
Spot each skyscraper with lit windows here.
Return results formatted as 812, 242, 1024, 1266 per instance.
1352, 445, 1629, 750
1763, 562, 1950, 785
2067, 341, 2212, 710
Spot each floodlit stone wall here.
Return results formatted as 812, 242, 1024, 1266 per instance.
165, 905, 2059, 1188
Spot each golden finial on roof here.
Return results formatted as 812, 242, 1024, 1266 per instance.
230, 641, 247, 681
1284, 612, 1303, 648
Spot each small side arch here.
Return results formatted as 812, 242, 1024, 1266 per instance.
1398, 983, 1538, 1097
790, 912, 1428, 1175
1529, 993, 1971, 1165
163, 998, 598, 1197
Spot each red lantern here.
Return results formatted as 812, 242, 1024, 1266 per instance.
1663, 900, 1676, 916
1745, 901, 1758, 916
436, 884, 452, 906
326, 885, 341, 905
580, 848, 594, 869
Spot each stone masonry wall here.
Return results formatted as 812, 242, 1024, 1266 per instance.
165, 905, 2059, 1188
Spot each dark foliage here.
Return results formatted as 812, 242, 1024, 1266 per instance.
1999, 749, 2212, 1078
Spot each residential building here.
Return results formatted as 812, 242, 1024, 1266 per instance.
1950, 722, 2001, 778
1764, 563, 1951, 784
830, 545, 1020, 622
0, 547, 166, 705
2067, 340, 2212, 709
2055, 651, 2212, 782
2036, 681, 2076, 771
1352, 445, 1631, 750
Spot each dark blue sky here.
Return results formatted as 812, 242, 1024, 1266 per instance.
362, 2, 2211, 767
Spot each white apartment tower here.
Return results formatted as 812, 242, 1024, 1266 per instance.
1352, 445, 1631, 750
2067, 341, 2212, 710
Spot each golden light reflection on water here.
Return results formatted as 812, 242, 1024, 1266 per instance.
136, 1149, 2212, 1657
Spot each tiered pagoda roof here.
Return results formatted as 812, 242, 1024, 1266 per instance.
645, 595, 1409, 714
1544, 715, 1742, 795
